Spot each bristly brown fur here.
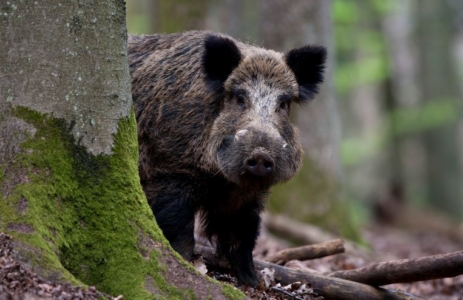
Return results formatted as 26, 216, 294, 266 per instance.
128, 30, 326, 287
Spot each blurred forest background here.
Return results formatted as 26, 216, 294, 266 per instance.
126, 0, 463, 240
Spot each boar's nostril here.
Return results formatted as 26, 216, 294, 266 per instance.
245, 152, 274, 177
247, 159, 257, 167
263, 161, 273, 169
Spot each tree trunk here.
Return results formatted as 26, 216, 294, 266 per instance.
0, 1, 241, 299
258, 1, 342, 178
257, 0, 358, 240
415, 0, 463, 218
380, 0, 425, 217
205, 0, 259, 44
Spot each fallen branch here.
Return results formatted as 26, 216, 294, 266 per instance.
328, 250, 463, 286
254, 259, 424, 300
267, 239, 345, 265
263, 213, 372, 259
196, 246, 423, 300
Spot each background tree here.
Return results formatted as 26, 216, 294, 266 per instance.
256, 0, 351, 238
331, 0, 463, 222
415, 0, 462, 217
0, 1, 241, 299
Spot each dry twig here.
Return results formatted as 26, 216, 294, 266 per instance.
262, 213, 372, 258
267, 239, 345, 265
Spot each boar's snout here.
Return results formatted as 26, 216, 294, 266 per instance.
215, 124, 298, 185
244, 148, 274, 177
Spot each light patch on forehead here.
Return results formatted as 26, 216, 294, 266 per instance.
244, 80, 284, 142
247, 79, 282, 116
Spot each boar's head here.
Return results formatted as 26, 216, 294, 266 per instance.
202, 34, 326, 189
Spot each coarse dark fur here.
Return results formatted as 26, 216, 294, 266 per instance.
128, 31, 326, 287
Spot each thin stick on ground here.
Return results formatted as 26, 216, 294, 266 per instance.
262, 213, 372, 259
328, 250, 463, 286
267, 239, 345, 265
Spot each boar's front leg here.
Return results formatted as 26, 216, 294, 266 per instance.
205, 202, 262, 287
144, 176, 196, 261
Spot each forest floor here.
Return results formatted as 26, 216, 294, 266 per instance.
0, 233, 118, 300
1, 216, 462, 299
220, 217, 463, 300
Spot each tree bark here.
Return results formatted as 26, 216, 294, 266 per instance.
0, 1, 241, 299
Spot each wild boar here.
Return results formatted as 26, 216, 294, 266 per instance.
128, 31, 326, 286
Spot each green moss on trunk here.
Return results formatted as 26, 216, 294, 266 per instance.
1, 107, 221, 299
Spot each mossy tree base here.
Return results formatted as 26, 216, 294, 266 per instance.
1, 108, 243, 300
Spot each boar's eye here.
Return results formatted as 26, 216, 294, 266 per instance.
279, 101, 289, 112
232, 89, 248, 109
236, 94, 247, 109
277, 95, 292, 114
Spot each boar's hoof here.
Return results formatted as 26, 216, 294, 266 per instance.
245, 152, 274, 177
237, 271, 258, 288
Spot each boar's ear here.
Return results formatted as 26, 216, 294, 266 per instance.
203, 35, 242, 91
285, 45, 327, 103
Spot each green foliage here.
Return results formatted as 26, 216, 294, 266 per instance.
333, 1, 359, 24
341, 98, 461, 166
334, 1, 391, 96
390, 99, 461, 135
336, 55, 390, 95
371, 0, 396, 14
127, 14, 152, 35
